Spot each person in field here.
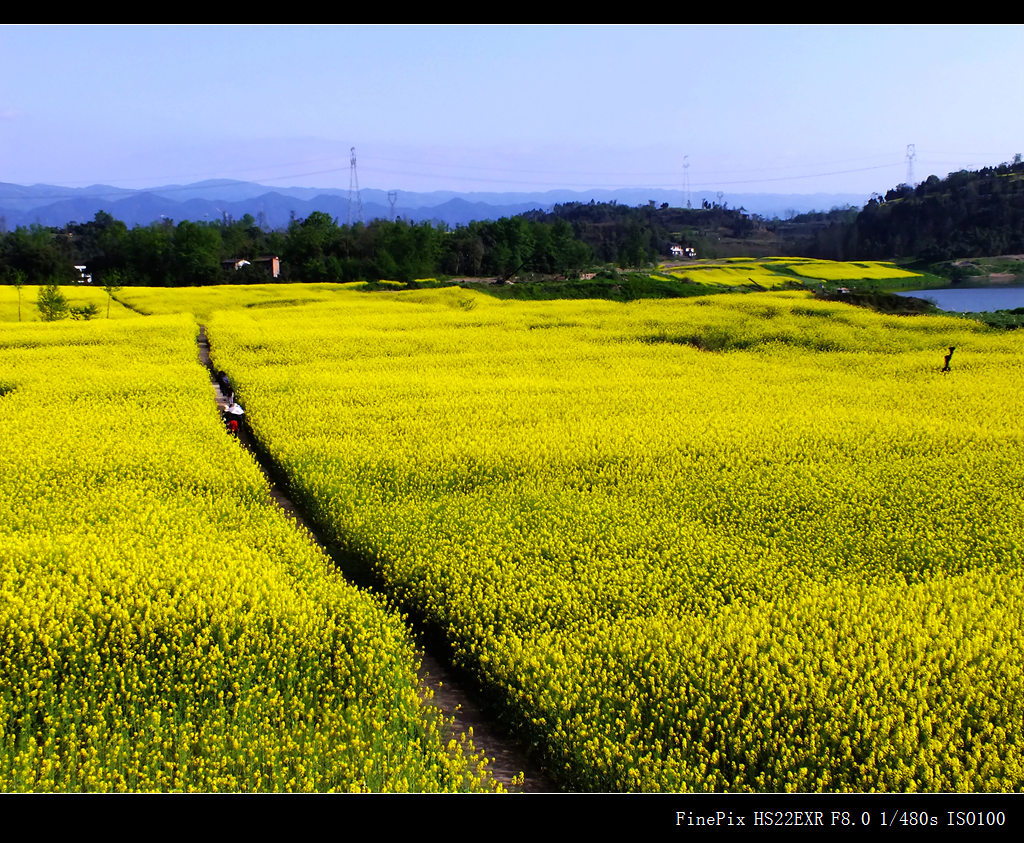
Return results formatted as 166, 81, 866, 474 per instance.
224, 399, 245, 434
218, 370, 233, 400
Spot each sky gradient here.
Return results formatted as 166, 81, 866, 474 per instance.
3, 24, 1023, 198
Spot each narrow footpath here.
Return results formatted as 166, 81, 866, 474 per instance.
196, 325, 556, 793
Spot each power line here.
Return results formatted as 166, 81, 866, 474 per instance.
11, 147, 1018, 203
364, 150, 902, 180
685, 162, 899, 190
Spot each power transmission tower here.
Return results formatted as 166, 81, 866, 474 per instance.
905, 143, 916, 186
683, 155, 691, 208
348, 146, 363, 225
388, 190, 398, 222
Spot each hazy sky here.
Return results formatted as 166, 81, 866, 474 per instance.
3, 24, 1023, 197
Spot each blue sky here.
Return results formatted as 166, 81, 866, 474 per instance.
2, 24, 1023, 197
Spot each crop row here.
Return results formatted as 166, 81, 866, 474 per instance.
208, 287, 1024, 791
0, 315, 496, 791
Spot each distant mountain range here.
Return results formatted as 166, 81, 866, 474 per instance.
0, 179, 870, 230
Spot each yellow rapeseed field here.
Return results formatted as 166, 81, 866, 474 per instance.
660, 257, 921, 289
111, 282, 361, 323
205, 286, 1024, 792
0, 285, 140, 322
0, 314, 497, 792
4, 276, 1023, 793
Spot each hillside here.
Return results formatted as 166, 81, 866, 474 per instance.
795, 159, 1024, 262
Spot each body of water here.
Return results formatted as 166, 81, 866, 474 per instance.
894, 286, 1024, 313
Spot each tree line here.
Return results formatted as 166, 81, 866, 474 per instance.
0, 200, 777, 289
0, 209, 598, 288
797, 157, 1024, 262
523, 200, 763, 264
15, 161, 1019, 290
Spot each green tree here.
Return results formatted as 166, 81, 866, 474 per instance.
442, 227, 485, 276
5, 224, 75, 283
172, 220, 222, 285
101, 269, 123, 318
9, 268, 26, 322
69, 303, 99, 320
67, 211, 129, 276
125, 221, 174, 285
283, 211, 338, 281
36, 284, 69, 321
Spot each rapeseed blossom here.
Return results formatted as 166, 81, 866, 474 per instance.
0, 315, 497, 792
209, 287, 1024, 791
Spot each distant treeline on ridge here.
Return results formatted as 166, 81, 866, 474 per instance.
0, 204, 748, 287
3, 157, 1024, 286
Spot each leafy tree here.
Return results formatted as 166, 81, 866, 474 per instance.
218, 213, 268, 267
121, 222, 172, 285
4, 224, 75, 283
283, 211, 339, 281
8, 268, 26, 322
69, 303, 99, 320
67, 211, 129, 276
36, 284, 69, 321
101, 269, 123, 318
172, 220, 222, 285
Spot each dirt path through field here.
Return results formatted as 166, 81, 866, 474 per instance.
196, 325, 556, 793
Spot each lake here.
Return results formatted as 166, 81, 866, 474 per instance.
894, 286, 1024, 313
